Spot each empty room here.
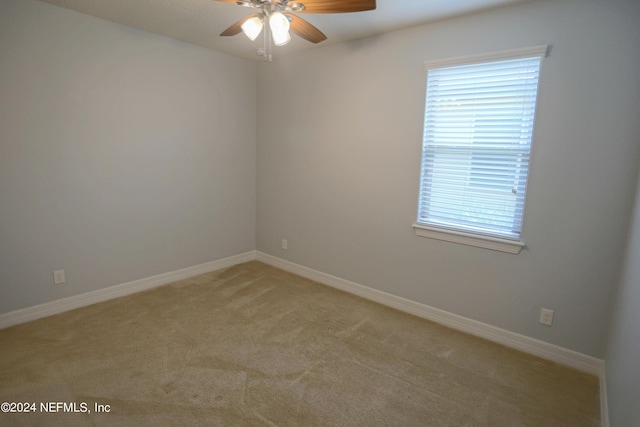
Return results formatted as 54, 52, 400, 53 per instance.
1, 0, 639, 425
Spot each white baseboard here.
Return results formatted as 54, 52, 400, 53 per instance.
2, 249, 605, 377
0, 251, 257, 330
0, 249, 609, 423
256, 251, 605, 377
600, 366, 610, 427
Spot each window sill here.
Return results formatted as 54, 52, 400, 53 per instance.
412, 224, 525, 254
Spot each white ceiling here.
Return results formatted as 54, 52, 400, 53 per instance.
37, 0, 531, 61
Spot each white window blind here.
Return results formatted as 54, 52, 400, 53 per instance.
417, 47, 546, 241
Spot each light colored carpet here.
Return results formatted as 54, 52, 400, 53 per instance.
0, 261, 600, 426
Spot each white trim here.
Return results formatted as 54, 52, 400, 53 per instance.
256, 251, 603, 375
1, 248, 605, 378
600, 365, 610, 427
413, 224, 525, 254
0, 251, 257, 330
424, 44, 549, 70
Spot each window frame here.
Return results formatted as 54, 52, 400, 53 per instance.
413, 45, 548, 254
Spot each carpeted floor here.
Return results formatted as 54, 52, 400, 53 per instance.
0, 261, 600, 426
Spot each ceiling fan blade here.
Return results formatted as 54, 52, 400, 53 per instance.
220, 13, 260, 37
294, 0, 376, 14
286, 14, 327, 44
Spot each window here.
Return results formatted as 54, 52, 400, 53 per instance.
414, 46, 548, 254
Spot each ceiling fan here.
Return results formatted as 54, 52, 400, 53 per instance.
215, 0, 376, 61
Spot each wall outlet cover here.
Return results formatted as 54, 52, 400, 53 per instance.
53, 270, 66, 285
539, 308, 554, 326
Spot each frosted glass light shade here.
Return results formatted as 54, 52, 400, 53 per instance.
272, 30, 291, 46
269, 12, 291, 46
241, 16, 263, 41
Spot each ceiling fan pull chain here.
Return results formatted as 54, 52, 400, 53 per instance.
264, 15, 272, 62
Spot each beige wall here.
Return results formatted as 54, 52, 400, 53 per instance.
0, 0, 257, 313
2, 0, 640, 368
606, 167, 640, 426
2, 0, 640, 422
256, 0, 640, 357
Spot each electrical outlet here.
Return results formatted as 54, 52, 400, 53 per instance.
53, 270, 66, 285
281, 239, 288, 250
539, 308, 554, 326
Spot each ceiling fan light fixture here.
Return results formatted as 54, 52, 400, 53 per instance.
269, 11, 291, 46
218, 0, 375, 60
241, 15, 263, 41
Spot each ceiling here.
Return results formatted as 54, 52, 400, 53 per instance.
37, 0, 531, 61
